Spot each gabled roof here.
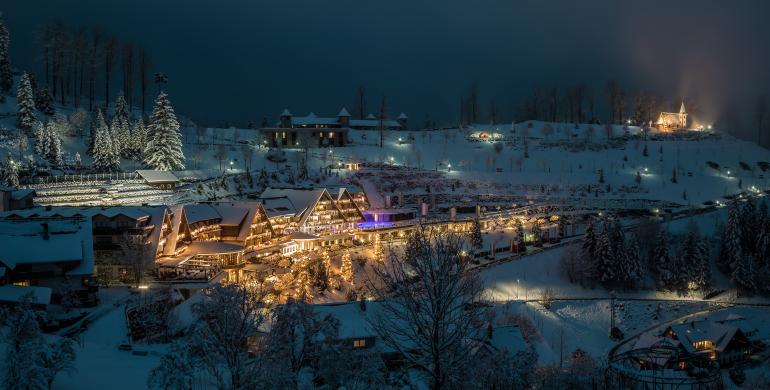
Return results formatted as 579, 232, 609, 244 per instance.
260, 187, 337, 227
136, 170, 180, 184
281, 108, 292, 117
366, 114, 376, 119
397, 112, 408, 120
338, 107, 351, 117
669, 320, 741, 353
0, 285, 52, 305
184, 204, 222, 225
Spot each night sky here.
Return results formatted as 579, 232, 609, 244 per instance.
3, 0, 770, 132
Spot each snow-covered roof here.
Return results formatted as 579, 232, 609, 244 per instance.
489, 325, 527, 354
0, 217, 93, 276
136, 169, 180, 184
291, 115, 340, 126
184, 204, 222, 224
397, 112, 408, 120
183, 240, 244, 255
0, 285, 52, 305
281, 108, 292, 117
211, 204, 249, 226
259, 197, 298, 218
366, 114, 376, 120
669, 320, 741, 353
338, 107, 351, 117
10, 188, 35, 200
260, 187, 328, 224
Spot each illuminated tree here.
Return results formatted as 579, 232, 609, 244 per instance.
341, 252, 354, 284
293, 257, 314, 302
92, 110, 120, 172
373, 237, 384, 263
470, 217, 483, 249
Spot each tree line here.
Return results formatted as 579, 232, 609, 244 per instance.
36, 20, 154, 113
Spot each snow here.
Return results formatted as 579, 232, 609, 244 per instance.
0, 218, 92, 274
0, 285, 52, 304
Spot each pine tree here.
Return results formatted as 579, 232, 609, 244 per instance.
144, 92, 184, 171
16, 73, 36, 130
44, 123, 63, 167
642, 144, 648, 157
718, 202, 743, 273
595, 227, 616, 286
732, 253, 756, 295
598, 169, 605, 183
258, 168, 269, 189
671, 168, 677, 183
635, 171, 641, 184
581, 219, 598, 266
110, 116, 129, 157
471, 217, 483, 249
624, 234, 644, 287
0, 15, 11, 95
131, 119, 148, 160
33, 121, 47, 157
2, 156, 19, 187
653, 232, 676, 291
683, 222, 710, 293
92, 110, 120, 172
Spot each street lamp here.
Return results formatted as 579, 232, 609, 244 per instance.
447, 163, 452, 172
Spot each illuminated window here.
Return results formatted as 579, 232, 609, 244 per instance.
282, 132, 286, 139
353, 339, 367, 348
13, 280, 31, 287
328, 132, 334, 138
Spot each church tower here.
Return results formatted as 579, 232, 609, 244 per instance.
679, 101, 687, 128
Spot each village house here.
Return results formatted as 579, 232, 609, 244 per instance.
0, 216, 97, 306
663, 318, 753, 367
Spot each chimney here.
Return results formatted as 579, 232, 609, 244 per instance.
359, 299, 367, 311
41, 223, 49, 240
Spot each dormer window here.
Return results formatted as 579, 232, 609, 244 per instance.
353, 339, 366, 348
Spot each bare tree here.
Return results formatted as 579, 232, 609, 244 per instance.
378, 95, 387, 148
119, 233, 153, 286
607, 79, 624, 124
139, 48, 151, 114
369, 229, 486, 389
103, 35, 117, 109
87, 26, 102, 111
122, 42, 134, 108
355, 85, 366, 119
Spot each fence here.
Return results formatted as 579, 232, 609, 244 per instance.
23, 172, 140, 185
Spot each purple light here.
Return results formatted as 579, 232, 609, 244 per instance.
358, 221, 394, 229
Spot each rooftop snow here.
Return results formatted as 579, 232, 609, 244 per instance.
136, 169, 180, 183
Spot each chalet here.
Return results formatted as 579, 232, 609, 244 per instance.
663, 319, 752, 366
260, 187, 350, 235
157, 202, 274, 283
260, 108, 408, 148
656, 102, 688, 131
0, 217, 97, 306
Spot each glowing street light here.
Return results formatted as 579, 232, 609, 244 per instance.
644, 167, 648, 173
447, 163, 452, 172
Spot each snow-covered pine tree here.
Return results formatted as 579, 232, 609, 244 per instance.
581, 218, 598, 267
623, 233, 644, 288
740, 197, 758, 251
0, 15, 11, 95
49, 129, 63, 167
732, 252, 756, 295
144, 92, 184, 171
110, 115, 130, 157
595, 226, 616, 286
258, 167, 269, 189
718, 202, 743, 273
112, 93, 131, 157
653, 231, 676, 291
131, 119, 148, 160
683, 221, 710, 293
2, 156, 19, 187
74, 152, 81, 168
92, 110, 120, 172
471, 217, 483, 249
16, 73, 36, 130
33, 121, 47, 157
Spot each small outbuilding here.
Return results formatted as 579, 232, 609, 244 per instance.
136, 170, 180, 190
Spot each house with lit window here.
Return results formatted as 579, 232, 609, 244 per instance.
0, 216, 97, 306
259, 187, 356, 235
157, 202, 274, 283
663, 318, 752, 366
0, 206, 173, 285
260, 108, 408, 148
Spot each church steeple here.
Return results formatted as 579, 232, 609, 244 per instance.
679, 101, 686, 114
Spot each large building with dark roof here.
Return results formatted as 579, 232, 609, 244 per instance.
261, 108, 408, 148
